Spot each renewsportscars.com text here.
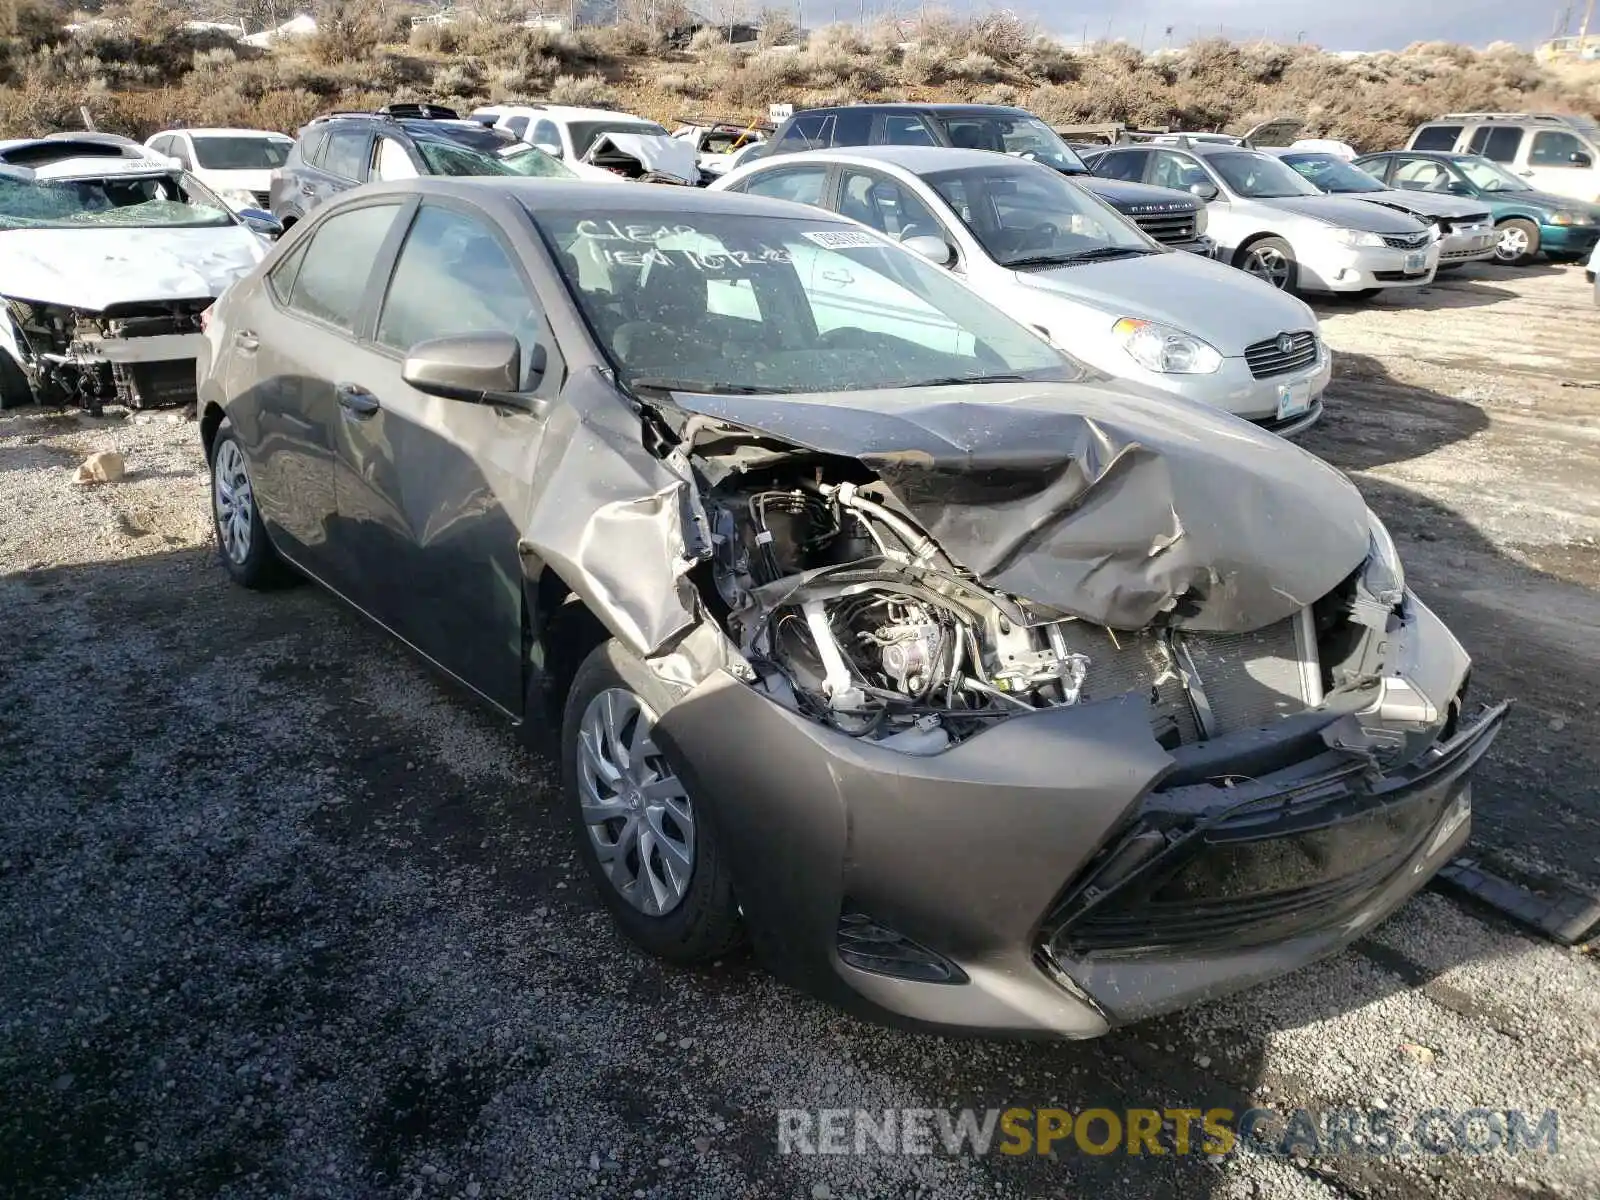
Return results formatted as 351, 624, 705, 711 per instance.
777, 1106, 1560, 1159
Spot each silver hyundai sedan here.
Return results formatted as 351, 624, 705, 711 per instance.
197, 179, 1504, 1038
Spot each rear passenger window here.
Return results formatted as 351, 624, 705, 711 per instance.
1468, 126, 1521, 163
1411, 125, 1461, 152
741, 166, 829, 207
288, 203, 401, 329
321, 130, 371, 180
875, 115, 937, 146
1090, 151, 1146, 182
778, 114, 835, 149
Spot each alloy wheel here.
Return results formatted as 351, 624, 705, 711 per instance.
576, 687, 695, 917
1243, 247, 1292, 289
1495, 226, 1530, 261
212, 439, 255, 565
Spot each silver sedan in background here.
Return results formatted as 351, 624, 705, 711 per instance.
1084, 140, 1442, 296
713, 146, 1330, 435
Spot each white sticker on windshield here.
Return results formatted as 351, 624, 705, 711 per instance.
801, 230, 881, 249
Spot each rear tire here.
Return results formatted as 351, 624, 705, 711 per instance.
1493, 218, 1540, 266
208, 420, 294, 589
0, 350, 35, 411
1237, 236, 1298, 291
562, 640, 743, 964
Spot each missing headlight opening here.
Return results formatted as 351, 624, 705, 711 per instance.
5, 297, 209, 414
694, 450, 1398, 758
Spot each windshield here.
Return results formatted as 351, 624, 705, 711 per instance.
569, 120, 671, 158
936, 112, 1088, 173
1455, 157, 1532, 192
0, 170, 235, 230
1281, 153, 1386, 194
535, 209, 1074, 394
1207, 152, 1321, 198
416, 137, 573, 178
191, 136, 291, 170
925, 164, 1152, 268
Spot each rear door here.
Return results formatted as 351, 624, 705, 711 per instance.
1466, 125, 1522, 170
235, 199, 407, 577
330, 198, 563, 710
303, 126, 372, 213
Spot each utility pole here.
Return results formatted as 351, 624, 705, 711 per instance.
1580, 0, 1596, 51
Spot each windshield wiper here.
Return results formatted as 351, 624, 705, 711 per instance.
1008, 245, 1150, 268
904, 373, 1028, 388
629, 377, 793, 396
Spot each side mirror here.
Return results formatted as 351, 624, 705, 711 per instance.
1571, 151, 1594, 168
237, 208, 283, 239
402, 332, 545, 413
902, 235, 956, 267
1189, 180, 1220, 201
1447, 181, 1474, 196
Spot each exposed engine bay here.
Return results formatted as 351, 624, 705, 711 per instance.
4, 297, 208, 413
697, 451, 1401, 758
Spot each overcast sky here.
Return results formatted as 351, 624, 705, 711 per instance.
794, 0, 1571, 51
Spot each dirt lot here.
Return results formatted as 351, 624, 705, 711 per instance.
1, 262, 1598, 1200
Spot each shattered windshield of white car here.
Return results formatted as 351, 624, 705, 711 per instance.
0, 172, 234, 230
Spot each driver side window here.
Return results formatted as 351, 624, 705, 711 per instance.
531, 120, 562, 155
372, 137, 419, 181
1393, 159, 1452, 191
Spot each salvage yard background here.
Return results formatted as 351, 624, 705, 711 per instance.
2, 258, 1599, 1196
1, 1, 1600, 152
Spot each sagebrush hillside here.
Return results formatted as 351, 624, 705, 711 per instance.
3, 1, 1600, 152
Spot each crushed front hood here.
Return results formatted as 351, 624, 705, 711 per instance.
675, 381, 1370, 633
0, 226, 264, 309
1266, 195, 1430, 233
1352, 189, 1487, 220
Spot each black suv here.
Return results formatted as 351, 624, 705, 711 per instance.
269, 103, 569, 228
765, 104, 1216, 256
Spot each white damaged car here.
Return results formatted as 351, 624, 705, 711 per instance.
0, 138, 276, 414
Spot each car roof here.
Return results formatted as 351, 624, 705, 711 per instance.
342, 176, 861, 220
473, 104, 660, 123
1360, 150, 1461, 161
753, 144, 1030, 174
796, 102, 1032, 117
166, 127, 292, 139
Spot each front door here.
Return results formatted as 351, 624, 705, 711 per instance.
330, 200, 561, 711
1521, 127, 1600, 201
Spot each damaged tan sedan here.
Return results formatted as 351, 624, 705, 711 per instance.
196, 179, 1506, 1039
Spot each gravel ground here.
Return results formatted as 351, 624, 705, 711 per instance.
2, 263, 1598, 1200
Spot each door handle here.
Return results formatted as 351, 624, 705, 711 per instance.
300, 183, 316, 196
335, 383, 380, 417
234, 330, 259, 352
1518, 170, 1534, 177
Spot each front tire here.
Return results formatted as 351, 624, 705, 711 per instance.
563, 640, 742, 964
209, 421, 293, 589
1494, 218, 1540, 265
1237, 236, 1298, 291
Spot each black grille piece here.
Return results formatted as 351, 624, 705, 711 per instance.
251, 189, 271, 208
1131, 212, 1198, 244
1251, 396, 1324, 433
1052, 769, 1458, 955
1243, 330, 1318, 380
1381, 231, 1430, 250
1179, 614, 1314, 734
836, 911, 967, 983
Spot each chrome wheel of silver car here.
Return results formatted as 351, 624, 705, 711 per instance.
1242, 245, 1293, 289
576, 687, 695, 917
212, 438, 255, 565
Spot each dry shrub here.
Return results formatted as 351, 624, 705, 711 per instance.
757, 7, 800, 49
948, 51, 1003, 83
310, 0, 381, 67
594, 22, 664, 57
899, 43, 949, 86
1020, 36, 1078, 84
968, 10, 1032, 64
688, 27, 724, 54
549, 73, 616, 108
977, 82, 1020, 106
409, 22, 465, 54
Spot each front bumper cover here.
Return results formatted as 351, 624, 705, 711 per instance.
650, 668, 1504, 1039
